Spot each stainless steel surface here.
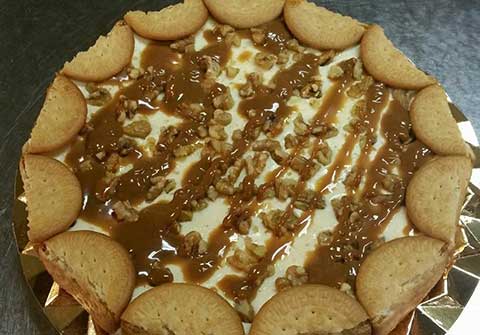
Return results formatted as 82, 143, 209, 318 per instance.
1, 1, 480, 334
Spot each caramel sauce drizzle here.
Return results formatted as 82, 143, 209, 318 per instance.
63, 19, 432, 308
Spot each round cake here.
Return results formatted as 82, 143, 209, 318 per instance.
18, 1, 474, 334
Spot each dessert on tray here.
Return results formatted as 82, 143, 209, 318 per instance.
18, 1, 474, 334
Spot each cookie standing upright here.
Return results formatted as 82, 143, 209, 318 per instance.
62, 21, 134, 82
406, 156, 472, 245
25, 75, 87, 154
250, 285, 371, 335
204, 0, 285, 28
121, 283, 244, 335
361, 25, 435, 89
284, 0, 365, 50
124, 0, 208, 40
410, 84, 470, 156
20, 155, 82, 242
356, 236, 449, 335
38, 231, 136, 333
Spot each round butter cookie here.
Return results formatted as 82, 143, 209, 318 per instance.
406, 156, 472, 245
124, 0, 208, 40
204, 0, 285, 29
284, 0, 365, 50
361, 24, 435, 89
25, 75, 86, 154
356, 236, 448, 335
411, 84, 470, 156
62, 21, 134, 82
20, 154, 82, 242
250, 285, 371, 335
121, 283, 244, 335
38, 230, 136, 333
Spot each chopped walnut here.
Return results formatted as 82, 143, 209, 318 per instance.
255, 52, 278, 70
244, 238, 266, 258
381, 174, 401, 192
224, 159, 243, 183
208, 138, 233, 155
178, 210, 193, 222
286, 265, 309, 286
146, 175, 167, 201
239, 73, 262, 98
207, 185, 218, 201
370, 193, 394, 205
300, 75, 322, 98
260, 209, 298, 236
215, 179, 235, 195
156, 126, 179, 151
212, 88, 234, 110
178, 102, 206, 121
252, 139, 281, 152
291, 155, 320, 179
347, 75, 374, 98
317, 230, 333, 246
127, 66, 145, 80
344, 167, 362, 189
225, 66, 239, 79
190, 199, 208, 211
181, 231, 208, 257
97, 174, 119, 201
170, 35, 195, 53
117, 136, 135, 156
328, 64, 344, 79
105, 153, 120, 172
284, 134, 299, 149
112, 201, 139, 222
315, 142, 332, 165
208, 124, 228, 140
286, 39, 304, 53
199, 55, 221, 80
318, 50, 336, 65
232, 129, 243, 141
294, 114, 309, 136
274, 178, 296, 201
214, 24, 234, 37
227, 249, 258, 272
225, 32, 241, 47
123, 120, 152, 139
295, 189, 325, 210
353, 59, 364, 80
250, 27, 266, 44
275, 277, 292, 291
118, 96, 139, 119
311, 123, 338, 139
85, 83, 112, 106
164, 179, 176, 193
197, 125, 208, 138
235, 300, 254, 323
277, 49, 290, 65
245, 152, 269, 177
352, 99, 367, 117
276, 265, 309, 292
173, 143, 201, 158
213, 109, 232, 125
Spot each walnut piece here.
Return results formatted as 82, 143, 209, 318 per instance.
255, 52, 278, 70
112, 201, 139, 222
86, 83, 112, 106
328, 64, 344, 79
170, 35, 195, 53
212, 89, 234, 110
181, 231, 208, 257
123, 120, 152, 139
250, 27, 266, 44
225, 66, 239, 79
